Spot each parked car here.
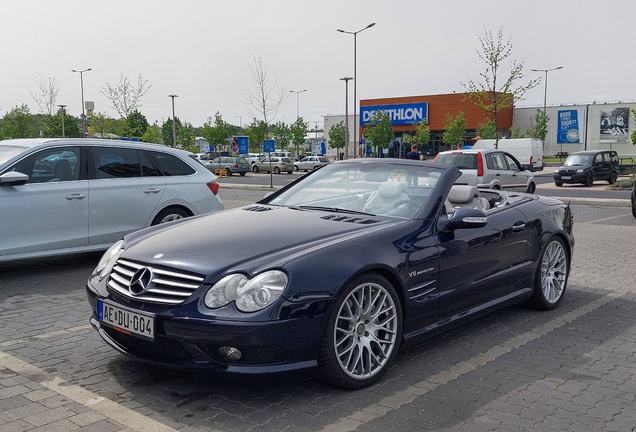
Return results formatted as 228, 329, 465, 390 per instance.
471, 138, 544, 171
0, 138, 224, 262
294, 155, 330, 171
252, 157, 294, 174
631, 178, 636, 218
87, 158, 574, 389
244, 153, 266, 166
269, 151, 296, 161
204, 157, 250, 176
192, 152, 210, 161
553, 150, 619, 187
434, 149, 536, 193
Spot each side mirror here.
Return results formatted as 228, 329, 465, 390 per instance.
437, 208, 488, 233
0, 171, 29, 186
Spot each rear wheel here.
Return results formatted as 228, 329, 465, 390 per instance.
584, 174, 593, 187
294, 165, 299, 171
225, 168, 232, 176
287, 170, 293, 174
240, 172, 246, 176
318, 273, 402, 389
528, 237, 569, 310
274, 166, 281, 174
608, 172, 618, 184
526, 182, 536, 194
151, 207, 190, 225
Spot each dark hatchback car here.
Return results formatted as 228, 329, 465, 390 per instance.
87, 159, 574, 389
553, 150, 619, 187
631, 180, 636, 218
204, 157, 250, 176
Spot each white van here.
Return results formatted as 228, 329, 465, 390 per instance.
471, 138, 543, 171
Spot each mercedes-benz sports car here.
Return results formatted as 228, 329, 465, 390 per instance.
86, 159, 574, 389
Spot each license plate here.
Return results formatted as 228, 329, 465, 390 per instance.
98, 301, 155, 340
561, 176, 571, 180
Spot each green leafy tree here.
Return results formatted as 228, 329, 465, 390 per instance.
1, 104, 35, 138
179, 122, 196, 151
477, 118, 497, 139
509, 126, 525, 139
245, 119, 268, 152
122, 110, 149, 138
272, 121, 291, 151
201, 112, 235, 152
328, 121, 347, 157
141, 123, 163, 144
525, 109, 549, 141
443, 111, 467, 148
364, 111, 394, 153
461, 26, 540, 143
413, 121, 431, 144
162, 117, 182, 147
290, 117, 308, 157
91, 111, 114, 138
45, 107, 80, 138
631, 109, 636, 145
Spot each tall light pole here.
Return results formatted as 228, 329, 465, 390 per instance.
531, 66, 563, 114
71, 68, 91, 137
58, 104, 67, 138
235, 115, 241, 128
168, 95, 178, 147
337, 23, 375, 158
290, 89, 307, 119
340, 77, 353, 160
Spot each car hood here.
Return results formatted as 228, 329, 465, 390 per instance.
121, 205, 402, 281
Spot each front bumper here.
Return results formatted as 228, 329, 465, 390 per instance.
553, 173, 587, 184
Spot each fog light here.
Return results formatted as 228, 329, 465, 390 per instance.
219, 346, 242, 361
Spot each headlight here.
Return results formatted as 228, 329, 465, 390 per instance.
576, 169, 584, 173
554, 169, 559, 174
204, 270, 288, 312
94, 240, 124, 279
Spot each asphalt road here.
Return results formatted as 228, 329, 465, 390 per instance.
1, 198, 635, 431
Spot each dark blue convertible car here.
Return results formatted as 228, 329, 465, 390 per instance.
86, 159, 574, 389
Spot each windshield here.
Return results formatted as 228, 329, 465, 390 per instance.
563, 154, 593, 166
263, 162, 443, 219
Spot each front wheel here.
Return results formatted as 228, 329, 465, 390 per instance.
252, 165, 259, 173
294, 165, 299, 171
287, 170, 293, 174
608, 172, 618, 184
274, 166, 281, 174
584, 174, 593, 187
528, 237, 569, 310
318, 273, 402, 389
526, 182, 536, 194
555, 181, 563, 187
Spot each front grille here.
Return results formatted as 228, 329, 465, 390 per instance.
107, 259, 204, 305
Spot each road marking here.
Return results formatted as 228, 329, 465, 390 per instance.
0, 350, 179, 432
320, 288, 627, 432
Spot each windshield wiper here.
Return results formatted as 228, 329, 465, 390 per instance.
296, 205, 376, 216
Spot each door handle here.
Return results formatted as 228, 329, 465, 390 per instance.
143, 188, 161, 194
65, 194, 86, 200
512, 222, 526, 232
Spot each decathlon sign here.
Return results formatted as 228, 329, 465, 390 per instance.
360, 102, 428, 126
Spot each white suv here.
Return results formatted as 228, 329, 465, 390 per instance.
434, 148, 536, 193
0, 138, 224, 262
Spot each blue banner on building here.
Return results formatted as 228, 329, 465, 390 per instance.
557, 110, 580, 143
361, 103, 428, 126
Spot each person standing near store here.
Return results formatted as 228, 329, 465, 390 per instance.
406, 145, 420, 160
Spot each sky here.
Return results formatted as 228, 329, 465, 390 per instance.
3, 0, 635, 130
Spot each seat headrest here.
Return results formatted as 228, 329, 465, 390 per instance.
378, 181, 407, 198
448, 185, 480, 203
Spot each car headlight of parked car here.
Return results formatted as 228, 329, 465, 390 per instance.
204, 270, 288, 312
95, 240, 125, 279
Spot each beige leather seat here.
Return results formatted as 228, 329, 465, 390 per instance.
363, 181, 409, 214
445, 185, 489, 213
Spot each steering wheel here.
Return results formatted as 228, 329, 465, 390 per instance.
393, 199, 421, 210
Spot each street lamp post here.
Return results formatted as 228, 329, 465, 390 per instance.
531, 66, 563, 154
58, 104, 67, 138
71, 68, 91, 137
337, 23, 375, 158
290, 89, 307, 119
168, 95, 179, 147
340, 77, 353, 160
235, 116, 241, 128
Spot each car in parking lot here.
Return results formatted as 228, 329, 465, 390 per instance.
631, 179, 636, 218
0, 138, 224, 262
294, 155, 329, 171
204, 156, 250, 176
252, 157, 294, 174
553, 150, 619, 187
87, 158, 574, 389
434, 148, 536, 193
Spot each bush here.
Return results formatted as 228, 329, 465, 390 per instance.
618, 178, 634, 189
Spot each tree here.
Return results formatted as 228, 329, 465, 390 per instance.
201, 112, 234, 152
328, 121, 347, 157
91, 111, 114, 138
45, 107, 80, 138
1, 104, 34, 138
101, 73, 152, 118
241, 54, 289, 136
443, 111, 467, 148
509, 126, 525, 139
525, 109, 549, 141
162, 117, 182, 147
141, 123, 163, 144
122, 110, 149, 138
178, 122, 196, 151
30, 74, 60, 116
363, 111, 394, 154
290, 117, 308, 157
245, 119, 268, 152
477, 118, 497, 139
631, 109, 636, 145
461, 26, 540, 144
272, 122, 291, 151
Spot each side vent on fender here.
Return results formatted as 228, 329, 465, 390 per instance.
243, 205, 273, 212
320, 215, 379, 225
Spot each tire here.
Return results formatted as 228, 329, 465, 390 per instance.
294, 165, 299, 171
528, 237, 569, 310
318, 273, 402, 389
555, 181, 563, 187
274, 166, 281, 174
526, 182, 536, 194
252, 165, 259, 173
240, 172, 246, 176
225, 168, 232, 176
584, 174, 593, 187
151, 207, 190, 226
287, 171, 293, 174
608, 172, 618, 185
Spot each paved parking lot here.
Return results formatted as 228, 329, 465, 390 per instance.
1, 189, 635, 431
